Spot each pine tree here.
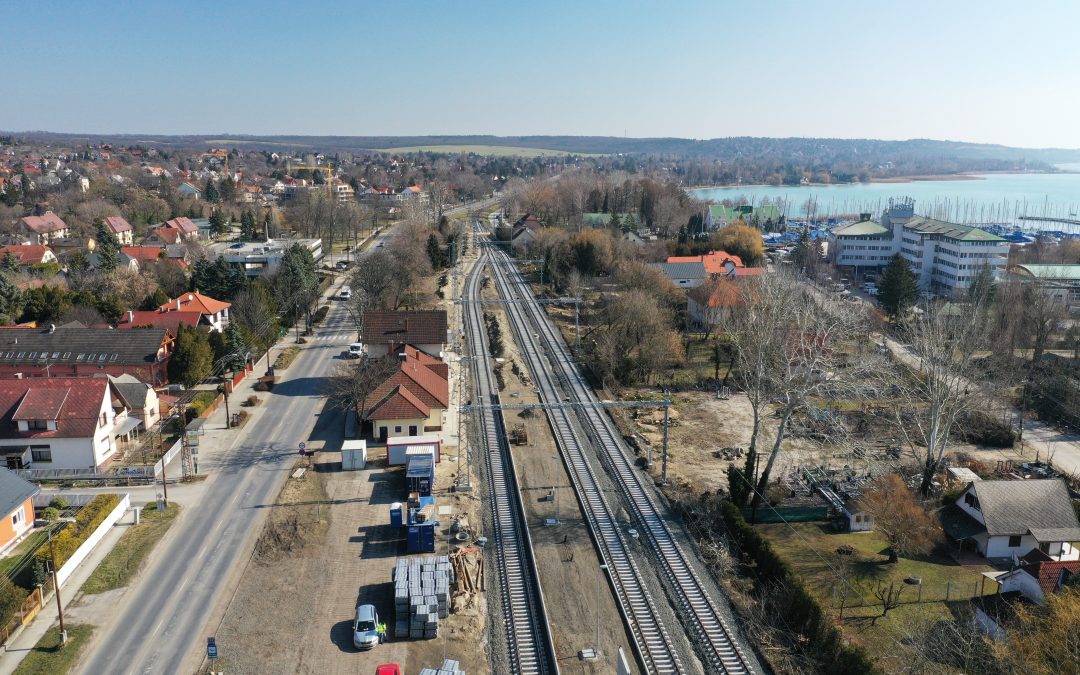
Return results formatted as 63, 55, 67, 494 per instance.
426, 233, 443, 270
219, 175, 235, 202
208, 211, 228, 237
204, 178, 220, 203
877, 253, 919, 317
240, 210, 256, 240
224, 322, 249, 371
0, 252, 19, 274
0, 272, 22, 321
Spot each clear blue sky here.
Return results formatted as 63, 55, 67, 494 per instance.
4, 0, 1079, 148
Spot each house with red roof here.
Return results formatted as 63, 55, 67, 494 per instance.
0, 377, 137, 470
19, 212, 69, 244
145, 217, 199, 246
103, 216, 134, 245
0, 245, 57, 268
113, 309, 203, 335
363, 347, 449, 442
361, 310, 447, 358
158, 292, 231, 332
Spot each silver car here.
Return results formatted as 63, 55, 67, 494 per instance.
353, 604, 379, 650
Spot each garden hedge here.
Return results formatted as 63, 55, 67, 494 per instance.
34, 494, 121, 570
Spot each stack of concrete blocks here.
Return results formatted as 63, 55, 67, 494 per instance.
419, 659, 464, 675
392, 556, 454, 640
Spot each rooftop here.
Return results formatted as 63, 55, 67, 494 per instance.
362, 311, 447, 348
967, 479, 1080, 538
0, 326, 170, 366
0, 468, 39, 518
903, 216, 1004, 242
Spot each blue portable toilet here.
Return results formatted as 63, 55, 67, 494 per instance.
390, 502, 403, 528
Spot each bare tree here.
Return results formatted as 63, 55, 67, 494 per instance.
855, 474, 939, 563
886, 298, 990, 496
326, 356, 400, 424
869, 582, 904, 625
231, 284, 280, 369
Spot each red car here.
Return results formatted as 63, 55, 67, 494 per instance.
375, 665, 401, 675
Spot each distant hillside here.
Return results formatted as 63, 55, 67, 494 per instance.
7, 131, 1080, 164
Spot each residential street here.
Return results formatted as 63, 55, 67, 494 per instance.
73, 280, 355, 675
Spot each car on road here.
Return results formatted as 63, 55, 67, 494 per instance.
375, 242, 384, 248
346, 342, 363, 359
375, 665, 401, 675
336, 260, 349, 269
339, 287, 352, 300
353, 604, 380, 650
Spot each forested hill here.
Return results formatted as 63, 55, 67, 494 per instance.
7, 131, 1080, 164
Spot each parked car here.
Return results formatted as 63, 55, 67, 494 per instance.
339, 287, 352, 300
375, 665, 401, 675
353, 604, 380, 650
348, 343, 364, 358
336, 260, 349, 270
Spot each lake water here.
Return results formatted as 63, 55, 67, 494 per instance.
688, 171, 1080, 226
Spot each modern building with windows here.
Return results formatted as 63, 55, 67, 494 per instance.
828, 199, 1009, 298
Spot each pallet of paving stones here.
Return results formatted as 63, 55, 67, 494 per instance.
392, 556, 454, 639
419, 659, 465, 675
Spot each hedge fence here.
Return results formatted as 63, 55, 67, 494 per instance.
718, 499, 879, 675
34, 494, 121, 571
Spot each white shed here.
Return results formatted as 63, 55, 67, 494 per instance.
341, 439, 367, 471
387, 434, 441, 466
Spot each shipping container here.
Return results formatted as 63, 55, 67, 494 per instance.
387, 434, 442, 465
341, 439, 367, 470
406, 454, 434, 496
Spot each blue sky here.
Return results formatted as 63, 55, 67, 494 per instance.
3, 0, 1079, 147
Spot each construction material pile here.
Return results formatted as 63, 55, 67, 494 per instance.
419, 659, 465, 675
393, 556, 454, 639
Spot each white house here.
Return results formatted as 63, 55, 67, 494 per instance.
108, 374, 161, 431
103, 216, 135, 246
944, 479, 1080, 563
0, 378, 137, 470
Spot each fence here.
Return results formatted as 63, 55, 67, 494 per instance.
833, 576, 990, 613
0, 585, 44, 648
153, 438, 183, 477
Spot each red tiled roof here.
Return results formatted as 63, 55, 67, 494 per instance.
20, 212, 67, 234
0, 378, 110, 439
159, 292, 230, 316
362, 311, 447, 349
103, 216, 132, 234
395, 345, 447, 378
668, 250, 746, 275
367, 385, 430, 421
1018, 550, 1080, 595
150, 226, 181, 244
121, 246, 165, 263
0, 245, 53, 265
364, 354, 448, 418
165, 217, 198, 234
115, 310, 203, 334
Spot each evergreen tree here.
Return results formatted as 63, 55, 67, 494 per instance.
224, 322, 249, 371
968, 262, 996, 304
0, 272, 23, 320
67, 250, 90, 275
0, 252, 19, 274
426, 233, 443, 270
94, 218, 121, 272
609, 212, 622, 232
877, 253, 919, 317
204, 178, 220, 203
208, 211, 228, 237
140, 287, 170, 311
219, 175, 235, 202
168, 324, 213, 388
240, 210, 256, 240
274, 243, 318, 328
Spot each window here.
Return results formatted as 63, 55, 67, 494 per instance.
28, 420, 48, 430
394, 426, 402, 433
11, 508, 23, 527
409, 425, 418, 436
62, 352, 70, 359
98, 354, 107, 362
27, 352, 36, 359
76, 354, 85, 361
963, 492, 979, 510
30, 446, 51, 462
1008, 535, 1022, 548
16, 353, 24, 359
100, 412, 108, 426
51, 352, 59, 359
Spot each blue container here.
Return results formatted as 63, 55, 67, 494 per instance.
407, 523, 436, 553
390, 503, 403, 529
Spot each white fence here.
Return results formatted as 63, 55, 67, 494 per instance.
56, 493, 130, 587
154, 438, 183, 477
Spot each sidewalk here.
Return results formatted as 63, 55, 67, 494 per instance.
0, 508, 137, 675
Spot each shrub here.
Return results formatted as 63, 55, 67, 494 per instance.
245, 395, 259, 407
955, 410, 1015, 448
42, 507, 60, 522
47, 497, 68, 510
34, 494, 121, 570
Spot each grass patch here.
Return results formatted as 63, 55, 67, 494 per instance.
670, 338, 731, 385
0, 530, 49, 577
273, 347, 300, 370
378, 144, 604, 157
82, 504, 180, 595
13, 624, 95, 675
757, 522, 992, 661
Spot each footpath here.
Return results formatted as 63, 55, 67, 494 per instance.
0, 265, 353, 674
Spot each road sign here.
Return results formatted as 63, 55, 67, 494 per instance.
207, 637, 218, 660
299, 442, 306, 450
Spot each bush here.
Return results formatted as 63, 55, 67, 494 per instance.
955, 410, 1015, 448
245, 395, 259, 407
42, 507, 60, 522
34, 494, 121, 570
312, 305, 330, 324
47, 497, 68, 510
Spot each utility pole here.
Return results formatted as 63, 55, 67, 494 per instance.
222, 376, 232, 430
660, 393, 670, 484
48, 527, 67, 646
160, 428, 170, 505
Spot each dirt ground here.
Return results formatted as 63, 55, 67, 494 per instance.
483, 290, 640, 674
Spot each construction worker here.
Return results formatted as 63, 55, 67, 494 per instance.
377, 621, 387, 644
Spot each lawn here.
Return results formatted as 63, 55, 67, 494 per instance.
12, 624, 95, 675
757, 522, 993, 664
0, 530, 50, 578
81, 503, 180, 595
378, 144, 603, 157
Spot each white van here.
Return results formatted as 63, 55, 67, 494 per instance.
339, 287, 352, 300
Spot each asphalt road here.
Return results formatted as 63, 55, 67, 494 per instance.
75, 292, 355, 675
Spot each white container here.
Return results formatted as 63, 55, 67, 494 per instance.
341, 439, 367, 470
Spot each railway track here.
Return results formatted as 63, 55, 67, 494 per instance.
463, 240, 558, 675
485, 238, 754, 674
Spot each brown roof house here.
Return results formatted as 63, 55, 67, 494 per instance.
103, 216, 134, 245
20, 212, 69, 244
361, 310, 447, 358
0, 377, 137, 470
364, 347, 449, 442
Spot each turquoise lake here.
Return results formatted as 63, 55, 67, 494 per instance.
688, 171, 1080, 225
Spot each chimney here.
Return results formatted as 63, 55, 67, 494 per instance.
176, 298, 181, 311
127, 310, 134, 323
48, 324, 55, 334
13, 373, 22, 379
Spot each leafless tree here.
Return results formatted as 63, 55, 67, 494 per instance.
231, 284, 280, 369
870, 582, 904, 625
326, 355, 400, 422
885, 298, 990, 496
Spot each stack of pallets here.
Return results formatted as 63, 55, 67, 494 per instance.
392, 556, 455, 639
419, 659, 464, 675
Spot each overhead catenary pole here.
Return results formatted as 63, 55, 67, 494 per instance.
48, 527, 67, 646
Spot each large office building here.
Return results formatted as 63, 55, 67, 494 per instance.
828, 198, 1009, 298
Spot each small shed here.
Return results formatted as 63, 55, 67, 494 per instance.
341, 439, 367, 471
387, 434, 441, 466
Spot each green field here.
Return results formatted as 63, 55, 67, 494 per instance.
378, 144, 602, 157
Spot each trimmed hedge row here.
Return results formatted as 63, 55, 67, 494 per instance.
719, 499, 879, 675
35, 494, 121, 570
